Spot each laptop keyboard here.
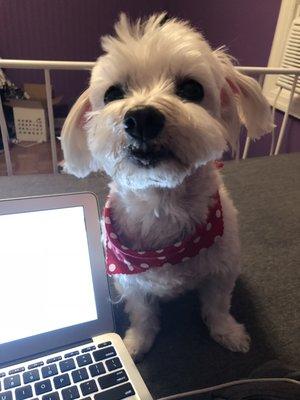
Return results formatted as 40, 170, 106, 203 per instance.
0, 341, 135, 400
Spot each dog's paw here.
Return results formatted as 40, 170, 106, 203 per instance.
123, 327, 155, 362
210, 316, 251, 353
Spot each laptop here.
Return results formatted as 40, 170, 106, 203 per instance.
0, 192, 153, 400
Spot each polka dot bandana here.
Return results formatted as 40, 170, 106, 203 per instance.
103, 192, 224, 275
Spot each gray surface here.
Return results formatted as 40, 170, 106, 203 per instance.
0, 153, 299, 399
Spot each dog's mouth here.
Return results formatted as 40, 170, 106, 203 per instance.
126, 143, 173, 167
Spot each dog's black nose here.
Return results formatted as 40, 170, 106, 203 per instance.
124, 106, 165, 141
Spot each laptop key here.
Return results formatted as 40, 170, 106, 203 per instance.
89, 363, 105, 377
0, 373, 6, 378
23, 369, 40, 384
28, 361, 44, 369
106, 357, 122, 371
93, 347, 116, 362
47, 356, 62, 364
61, 386, 79, 400
4, 374, 21, 390
15, 385, 33, 400
64, 351, 79, 359
8, 367, 25, 375
94, 382, 135, 400
0, 391, 13, 400
54, 374, 71, 389
59, 359, 76, 373
80, 379, 98, 396
76, 354, 92, 367
42, 364, 58, 378
81, 346, 96, 353
42, 393, 60, 400
97, 341, 111, 349
71, 368, 88, 383
98, 370, 128, 390
35, 379, 52, 395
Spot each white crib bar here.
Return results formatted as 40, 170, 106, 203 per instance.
274, 74, 299, 155
1, 60, 299, 74
0, 60, 94, 70
269, 87, 282, 156
0, 97, 13, 176
44, 69, 58, 174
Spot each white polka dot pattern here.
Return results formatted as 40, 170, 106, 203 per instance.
104, 191, 224, 275
109, 264, 116, 272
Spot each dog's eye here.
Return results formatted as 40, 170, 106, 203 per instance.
176, 79, 204, 102
104, 85, 125, 104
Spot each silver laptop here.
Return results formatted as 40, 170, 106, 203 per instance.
0, 192, 153, 400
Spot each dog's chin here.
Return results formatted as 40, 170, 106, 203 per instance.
126, 144, 174, 168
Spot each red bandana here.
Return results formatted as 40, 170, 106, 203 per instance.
103, 192, 224, 275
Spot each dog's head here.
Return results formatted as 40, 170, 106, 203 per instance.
61, 13, 272, 189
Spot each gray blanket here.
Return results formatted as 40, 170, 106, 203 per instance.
0, 153, 299, 398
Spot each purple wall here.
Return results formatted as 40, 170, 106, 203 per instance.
169, 0, 281, 66
0, 0, 168, 102
0, 0, 299, 155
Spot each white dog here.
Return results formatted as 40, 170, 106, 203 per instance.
61, 13, 272, 360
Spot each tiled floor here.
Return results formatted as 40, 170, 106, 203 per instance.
0, 140, 63, 176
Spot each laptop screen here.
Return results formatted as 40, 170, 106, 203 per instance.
0, 206, 98, 346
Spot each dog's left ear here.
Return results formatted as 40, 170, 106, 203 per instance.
214, 48, 273, 150
61, 89, 98, 178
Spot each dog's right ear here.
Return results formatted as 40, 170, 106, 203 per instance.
61, 89, 97, 178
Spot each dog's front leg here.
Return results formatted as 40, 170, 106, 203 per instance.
199, 272, 250, 353
123, 292, 160, 361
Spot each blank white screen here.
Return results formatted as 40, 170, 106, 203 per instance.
0, 206, 98, 345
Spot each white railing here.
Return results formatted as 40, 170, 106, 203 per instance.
0, 59, 299, 176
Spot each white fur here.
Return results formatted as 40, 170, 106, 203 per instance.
61, 13, 272, 359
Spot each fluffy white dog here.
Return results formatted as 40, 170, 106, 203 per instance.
61, 13, 272, 360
